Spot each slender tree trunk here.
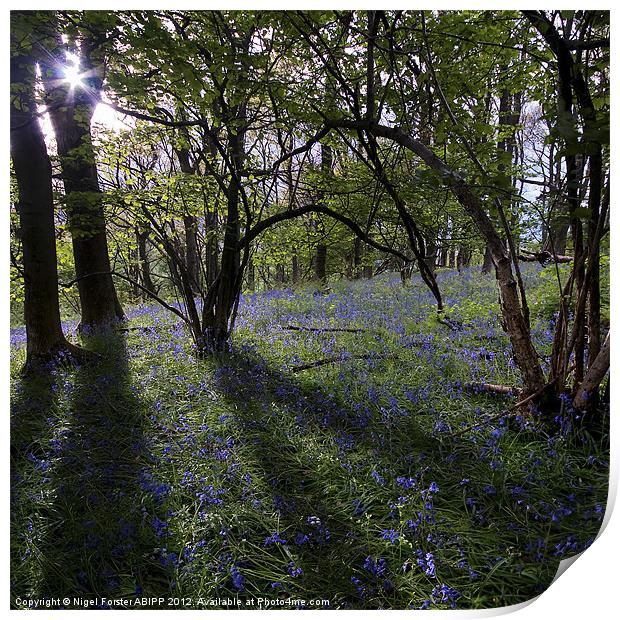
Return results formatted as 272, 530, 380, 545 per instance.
353, 237, 363, 278
40, 30, 123, 329
425, 236, 437, 274
448, 248, 456, 268
574, 332, 609, 411
247, 258, 255, 291
205, 210, 219, 289
175, 145, 201, 292
10, 48, 78, 367
292, 253, 300, 284
183, 215, 200, 292
202, 129, 244, 351
276, 264, 286, 284
315, 141, 333, 286
481, 244, 494, 274
315, 244, 327, 284
137, 229, 155, 299
586, 150, 603, 367
544, 153, 570, 255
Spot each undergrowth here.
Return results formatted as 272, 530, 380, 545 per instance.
10, 267, 609, 609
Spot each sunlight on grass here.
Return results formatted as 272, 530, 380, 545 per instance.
10, 268, 608, 609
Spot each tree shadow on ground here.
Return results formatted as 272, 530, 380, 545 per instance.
11, 333, 174, 608
209, 348, 583, 609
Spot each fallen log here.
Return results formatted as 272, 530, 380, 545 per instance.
518, 250, 573, 264
465, 383, 515, 395
448, 382, 553, 439
437, 316, 464, 331
284, 324, 369, 334
291, 353, 392, 372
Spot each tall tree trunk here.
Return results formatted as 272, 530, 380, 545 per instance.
246, 258, 255, 291
353, 237, 363, 278
481, 244, 494, 274
202, 129, 244, 351
39, 28, 123, 329
425, 236, 437, 274
183, 215, 200, 292
205, 210, 219, 289
315, 141, 333, 286
448, 248, 456, 268
574, 332, 609, 411
137, 228, 155, 299
292, 253, 300, 284
10, 47, 78, 367
543, 150, 569, 255
175, 144, 201, 292
315, 244, 327, 284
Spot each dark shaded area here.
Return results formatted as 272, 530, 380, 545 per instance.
11, 334, 173, 608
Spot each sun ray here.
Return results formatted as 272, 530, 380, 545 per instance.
63, 62, 84, 89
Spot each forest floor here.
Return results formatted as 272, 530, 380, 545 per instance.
10, 266, 609, 610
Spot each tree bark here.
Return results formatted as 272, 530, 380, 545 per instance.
10, 48, 77, 367
137, 228, 155, 299
315, 243, 328, 284
314, 141, 333, 286
328, 118, 546, 395
183, 215, 200, 292
39, 27, 123, 329
175, 144, 201, 292
353, 237, 363, 278
292, 253, 300, 284
425, 236, 437, 274
574, 332, 609, 410
448, 248, 456, 268
481, 244, 494, 274
202, 129, 244, 351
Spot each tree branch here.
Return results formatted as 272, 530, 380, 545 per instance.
237, 202, 411, 263
60, 270, 189, 324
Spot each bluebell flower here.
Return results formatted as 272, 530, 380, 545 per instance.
264, 532, 287, 546
230, 567, 245, 591
363, 556, 388, 577
371, 469, 385, 485
151, 516, 168, 538
287, 561, 303, 577
396, 476, 416, 489
381, 529, 399, 543
431, 583, 460, 608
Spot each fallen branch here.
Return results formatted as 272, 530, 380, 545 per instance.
447, 382, 553, 439
437, 316, 464, 331
284, 324, 369, 334
465, 383, 515, 395
518, 250, 573, 264
291, 353, 392, 372
115, 322, 183, 333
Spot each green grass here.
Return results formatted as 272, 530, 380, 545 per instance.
10, 268, 609, 609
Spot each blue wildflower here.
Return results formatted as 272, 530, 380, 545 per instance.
264, 532, 287, 546
230, 567, 245, 591
381, 529, 400, 544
